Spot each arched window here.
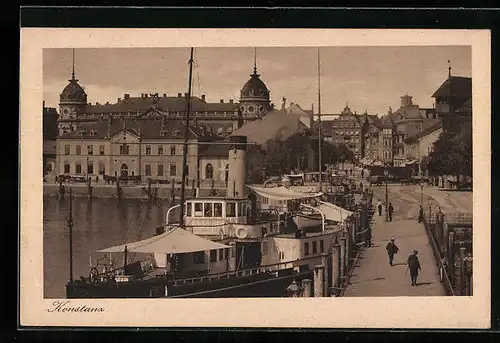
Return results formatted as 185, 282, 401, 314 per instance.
205, 163, 214, 179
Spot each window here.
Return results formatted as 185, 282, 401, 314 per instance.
98, 162, 105, 175
224, 248, 229, 260
210, 250, 217, 262
64, 145, 70, 155
186, 203, 192, 217
170, 145, 176, 155
204, 203, 213, 217
157, 164, 164, 176
262, 197, 269, 205
214, 203, 222, 217
262, 241, 269, 256
320, 240, 324, 253
99, 145, 105, 155
238, 202, 246, 217
119, 144, 129, 155
145, 164, 152, 176
205, 163, 213, 179
193, 251, 205, 264
304, 242, 309, 256
169, 163, 177, 176
226, 202, 236, 217
145, 145, 151, 155
64, 163, 70, 174
312, 241, 318, 255
75, 163, 82, 174
194, 203, 203, 217
158, 146, 163, 155
87, 145, 93, 155
87, 162, 93, 174
218, 248, 224, 261
76, 145, 81, 155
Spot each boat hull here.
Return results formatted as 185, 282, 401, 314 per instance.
66, 269, 314, 298
292, 214, 323, 229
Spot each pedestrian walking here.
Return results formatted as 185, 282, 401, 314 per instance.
388, 202, 394, 222
377, 199, 383, 216
95, 175, 99, 184
361, 169, 364, 179
407, 250, 422, 286
418, 205, 424, 223
385, 238, 399, 266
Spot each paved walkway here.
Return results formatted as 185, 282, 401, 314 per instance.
343, 206, 446, 297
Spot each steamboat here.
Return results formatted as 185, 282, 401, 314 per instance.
65, 47, 353, 299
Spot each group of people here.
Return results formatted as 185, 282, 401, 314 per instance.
385, 238, 422, 286
376, 199, 394, 221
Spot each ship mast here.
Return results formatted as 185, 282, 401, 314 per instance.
67, 188, 74, 283
179, 47, 194, 228
317, 47, 322, 192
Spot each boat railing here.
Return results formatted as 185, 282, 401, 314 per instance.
171, 255, 320, 286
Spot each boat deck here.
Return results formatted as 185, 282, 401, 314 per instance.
275, 226, 342, 238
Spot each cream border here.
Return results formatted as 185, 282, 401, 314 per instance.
20, 29, 491, 328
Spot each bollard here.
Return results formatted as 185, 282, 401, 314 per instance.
301, 279, 312, 297
339, 236, 347, 279
459, 247, 466, 296
331, 243, 341, 294
344, 229, 351, 268
313, 265, 325, 297
448, 231, 455, 283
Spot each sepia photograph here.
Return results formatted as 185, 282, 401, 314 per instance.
21, 28, 490, 328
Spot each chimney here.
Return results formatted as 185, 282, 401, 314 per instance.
220, 99, 224, 103
201, 94, 206, 102
163, 93, 166, 97
145, 94, 148, 98
184, 93, 189, 98
401, 94, 413, 108
124, 93, 130, 100
178, 93, 182, 98
229, 99, 233, 104
108, 116, 112, 137
43, 100, 45, 109
117, 98, 121, 103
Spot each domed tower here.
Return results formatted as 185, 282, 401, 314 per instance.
238, 50, 271, 120
58, 50, 88, 135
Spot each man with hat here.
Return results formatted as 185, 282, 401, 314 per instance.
407, 250, 422, 286
385, 238, 399, 266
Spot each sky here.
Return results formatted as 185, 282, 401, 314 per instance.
43, 46, 471, 117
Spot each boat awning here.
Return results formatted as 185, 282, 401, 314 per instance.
95, 227, 231, 254
317, 201, 353, 222
247, 185, 323, 201
406, 159, 419, 165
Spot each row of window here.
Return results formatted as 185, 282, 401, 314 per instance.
304, 240, 325, 256
333, 130, 359, 135
185, 201, 247, 218
63, 161, 105, 175
192, 248, 233, 264
64, 144, 179, 156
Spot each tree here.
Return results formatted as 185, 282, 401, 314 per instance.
427, 130, 472, 189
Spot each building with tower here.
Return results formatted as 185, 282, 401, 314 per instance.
238, 58, 273, 119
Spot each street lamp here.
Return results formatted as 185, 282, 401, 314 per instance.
384, 166, 389, 222
420, 181, 424, 207
463, 253, 473, 296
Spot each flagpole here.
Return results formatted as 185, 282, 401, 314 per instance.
317, 47, 322, 192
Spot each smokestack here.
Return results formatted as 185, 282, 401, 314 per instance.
227, 136, 247, 198
124, 93, 130, 100
117, 98, 121, 103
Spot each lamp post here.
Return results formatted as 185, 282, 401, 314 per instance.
420, 181, 424, 207
463, 253, 473, 296
384, 166, 389, 222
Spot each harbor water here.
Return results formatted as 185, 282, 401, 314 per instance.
43, 195, 173, 298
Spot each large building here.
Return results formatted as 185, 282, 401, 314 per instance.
57, 61, 273, 138
319, 104, 379, 160
51, 55, 293, 182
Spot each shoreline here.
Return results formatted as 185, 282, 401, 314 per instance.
43, 182, 227, 199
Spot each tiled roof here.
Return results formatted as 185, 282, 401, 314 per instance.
230, 109, 306, 147
57, 118, 199, 140
405, 120, 443, 142
84, 95, 238, 114
199, 142, 231, 157
432, 76, 472, 99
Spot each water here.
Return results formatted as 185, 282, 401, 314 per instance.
43, 196, 172, 298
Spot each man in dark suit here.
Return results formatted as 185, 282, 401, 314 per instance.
407, 250, 422, 286
385, 238, 399, 266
